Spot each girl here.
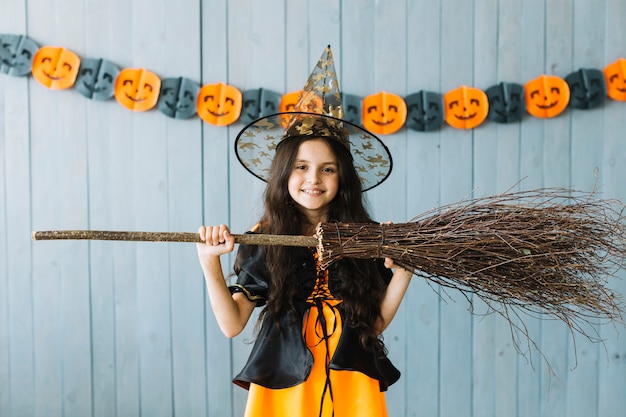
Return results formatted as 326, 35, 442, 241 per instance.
197, 46, 413, 417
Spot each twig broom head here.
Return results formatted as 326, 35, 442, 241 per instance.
316, 188, 626, 340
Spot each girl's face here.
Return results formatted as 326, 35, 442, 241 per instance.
288, 138, 339, 224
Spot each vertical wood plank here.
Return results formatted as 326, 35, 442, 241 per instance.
471, 1, 501, 416
539, 3, 574, 417
492, 1, 527, 416
0, 74, 8, 417
27, 0, 94, 415
200, 1, 237, 415
599, 1, 626, 416
226, 0, 289, 414
1, 2, 34, 416
370, 1, 410, 414
159, 1, 207, 416
517, 1, 549, 415
566, 1, 608, 417
404, 0, 444, 414
81, 1, 131, 416
439, 1, 476, 416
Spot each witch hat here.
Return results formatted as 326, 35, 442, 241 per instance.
234, 45, 392, 191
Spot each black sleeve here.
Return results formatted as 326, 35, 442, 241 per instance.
228, 244, 269, 307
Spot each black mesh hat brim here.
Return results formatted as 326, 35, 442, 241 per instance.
234, 112, 393, 192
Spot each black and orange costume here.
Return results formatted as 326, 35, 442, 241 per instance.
229, 243, 400, 417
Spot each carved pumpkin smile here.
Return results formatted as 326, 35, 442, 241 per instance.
362, 91, 407, 134
453, 110, 478, 120
524, 75, 570, 118
205, 97, 233, 117
530, 95, 559, 110
114, 68, 161, 111
370, 116, 395, 126
31, 46, 80, 90
444, 86, 488, 129
604, 58, 626, 101
196, 82, 242, 126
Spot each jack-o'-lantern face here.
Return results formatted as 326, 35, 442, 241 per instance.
362, 92, 407, 134
157, 77, 200, 119
565, 68, 606, 109
405, 91, 445, 132
278, 90, 304, 127
279, 90, 303, 113
341, 93, 363, 126
197, 82, 242, 126
524, 75, 570, 118
444, 86, 488, 129
240, 88, 280, 125
486, 82, 524, 123
603, 58, 626, 101
31, 46, 80, 90
0, 34, 39, 76
75, 58, 120, 101
114, 68, 161, 111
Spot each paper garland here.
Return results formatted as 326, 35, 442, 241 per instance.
1, 33, 626, 134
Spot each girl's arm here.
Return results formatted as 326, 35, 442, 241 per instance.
375, 258, 414, 334
197, 225, 256, 338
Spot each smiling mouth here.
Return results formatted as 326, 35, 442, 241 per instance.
372, 119, 395, 126
208, 110, 230, 117
125, 94, 145, 102
43, 71, 64, 80
302, 189, 323, 196
536, 101, 558, 109
454, 112, 477, 120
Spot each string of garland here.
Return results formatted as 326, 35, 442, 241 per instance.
2, 33, 626, 135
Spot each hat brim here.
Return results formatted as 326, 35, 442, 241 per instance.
234, 112, 393, 191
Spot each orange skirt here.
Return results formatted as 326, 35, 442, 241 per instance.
243, 300, 388, 417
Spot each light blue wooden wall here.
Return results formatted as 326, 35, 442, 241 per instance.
1, 0, 625, 416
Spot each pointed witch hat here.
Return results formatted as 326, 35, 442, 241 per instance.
234, 45, 393, 191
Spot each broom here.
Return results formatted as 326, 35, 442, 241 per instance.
32, 188, 626, 343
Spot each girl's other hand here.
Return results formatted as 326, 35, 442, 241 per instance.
196, 224, 235, 259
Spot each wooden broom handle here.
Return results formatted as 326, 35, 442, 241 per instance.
31, 230, 318, 247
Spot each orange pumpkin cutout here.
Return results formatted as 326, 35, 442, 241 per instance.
603, 58, 626, 101
114, 68, 161, 112
196, 83, 242, 126
444, 86, 489, 129
280, 90, 303, 113
362, 91, 407, 135
31, 46, 80, 90
524, 75, 570, 118
278, 90, 303, 127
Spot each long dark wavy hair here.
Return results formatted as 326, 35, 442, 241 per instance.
235, 135, 390, 352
